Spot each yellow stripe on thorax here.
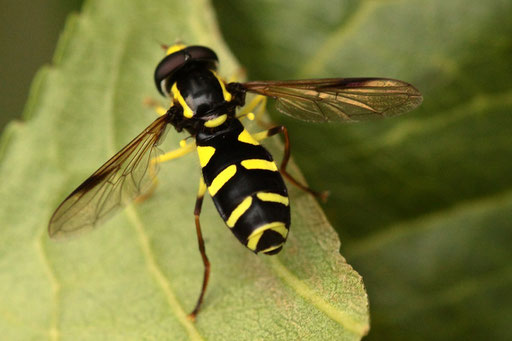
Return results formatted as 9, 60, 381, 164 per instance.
197, 146, 216, 167
204, 114, 227, 128
246, 222, 288, 251
208, 165, 237, 196
241, 159, 278, 171
226, 196, 253, 228
171, 83, 194, 118
211, 70, 232, 102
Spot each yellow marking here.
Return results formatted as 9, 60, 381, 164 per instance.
237, 129, 259, 145
256, 192, 289, 206
156, 106, 167, 116
226, 196, 253, 228
166, 43, 187, 55
247, 113, 255, 121
179, 139, 187, 148
196, 146, 216, 167
204, 114, 227, 128
171, 83, 194, 118
247, 222, 288, 251
197, 177, 207, 197
241, 159, 278, 171
208, 165, 237, 196
211, 70, 232, 102
260, 243, 284, 254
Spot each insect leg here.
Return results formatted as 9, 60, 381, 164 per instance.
253, 126, 329, 201
153, 140, 195, 164
236, 95, 267, 122
188, 177, 210, 321
136, 141, 195, 202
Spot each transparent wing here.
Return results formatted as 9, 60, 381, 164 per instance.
242, 78, 423, 122
48, 114, 170, 239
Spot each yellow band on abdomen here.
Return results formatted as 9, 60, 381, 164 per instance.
197, 146, 216, 167
237, 129, 259, 145
256, 192, 289, 206
208, 165, 237, 196
246, 222, 288, 251
226, 196, 253, 228
240, 159, 278, 171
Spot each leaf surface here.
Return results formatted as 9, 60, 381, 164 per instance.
0, 0, 369, 340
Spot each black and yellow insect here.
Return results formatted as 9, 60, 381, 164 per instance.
48, 44, 423, 319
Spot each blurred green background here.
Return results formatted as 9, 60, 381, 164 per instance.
0, 0, 84, 131
212, 1, 512, 339
2, 0, 511, 340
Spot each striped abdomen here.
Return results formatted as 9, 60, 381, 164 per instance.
196, 119, 290, 255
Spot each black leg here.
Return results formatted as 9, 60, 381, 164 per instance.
188, 178, 210, 321
261, 125, 329, 202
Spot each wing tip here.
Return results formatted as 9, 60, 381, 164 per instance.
48, 222, 64, 240
409, 88, 424, 110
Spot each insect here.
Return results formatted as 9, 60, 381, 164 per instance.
48, 43, 423, 319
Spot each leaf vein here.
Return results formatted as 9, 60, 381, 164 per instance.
297, 1, 376, 77
36, 232, 61, 341
125, 206, 204, 341
347, 187, 512, 257
401, 265, 512, 317
105, 33, 202, 340
372, 89, 512, 149
269, 257, 369, 336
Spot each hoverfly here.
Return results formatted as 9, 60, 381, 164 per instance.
49, 44, 422, 319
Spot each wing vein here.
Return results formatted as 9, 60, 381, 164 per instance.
48, 115, 169, 238
242, 78, 422, 122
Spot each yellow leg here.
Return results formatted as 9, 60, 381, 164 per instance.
252, 127, 273, 142
236, 95, 267, 120
236, 95, 270, 129
153, 140, 195, 164
136, 141, 195, 202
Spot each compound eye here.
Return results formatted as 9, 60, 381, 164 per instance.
186, 46, 218, 64
154, 52, 187, 96
153, 45, 219, 96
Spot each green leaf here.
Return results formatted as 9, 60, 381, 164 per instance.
0, 0, 368, 340
213, 0, 512, 339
